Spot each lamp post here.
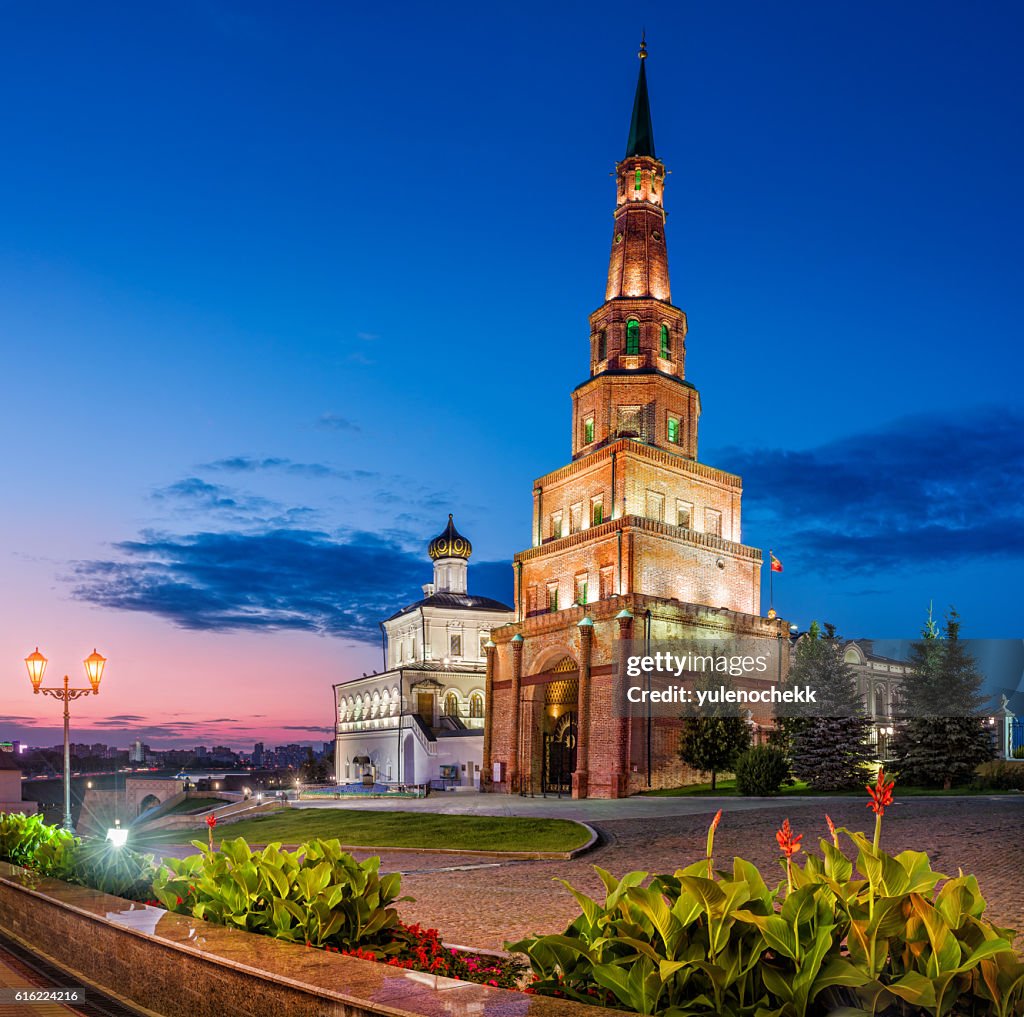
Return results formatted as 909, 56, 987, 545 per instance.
24, 647, 106, 832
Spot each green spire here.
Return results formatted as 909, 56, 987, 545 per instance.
624, 35, 656, 159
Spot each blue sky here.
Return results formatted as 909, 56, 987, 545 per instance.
1, 1, 1022, 747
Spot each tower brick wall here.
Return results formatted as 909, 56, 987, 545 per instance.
481, 44, 789, 798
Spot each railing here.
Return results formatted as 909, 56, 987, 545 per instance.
407, 714, 438, 756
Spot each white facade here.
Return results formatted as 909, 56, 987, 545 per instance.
333, 518, 513, 788
843, 640, 910, 760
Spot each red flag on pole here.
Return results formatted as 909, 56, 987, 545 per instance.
770, 550, 783, 573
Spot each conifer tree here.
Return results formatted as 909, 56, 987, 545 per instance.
678, 674, 752, 790
780, 622, 873, 791
891, 607, 993, 789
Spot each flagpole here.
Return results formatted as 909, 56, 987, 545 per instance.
769, 548, 774, 614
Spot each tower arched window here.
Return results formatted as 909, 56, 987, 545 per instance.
444, 691, 459, 717
626, 320, 640, 355
634, 167, 642, 192
597, 329, 607, 360
469, 693, 484, 718
660, 324, 670, 359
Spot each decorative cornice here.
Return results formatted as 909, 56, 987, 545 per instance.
514, 513, 760, 564
532, 438, 742, 491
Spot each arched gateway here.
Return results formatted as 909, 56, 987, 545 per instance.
516, 656, 579, 796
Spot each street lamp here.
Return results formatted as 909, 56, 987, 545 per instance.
24, 647, 106, 832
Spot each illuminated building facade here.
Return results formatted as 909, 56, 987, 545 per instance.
334, 515, 513, 788
483, 43, 790, 798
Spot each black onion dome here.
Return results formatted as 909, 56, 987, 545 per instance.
428, 513, 472, 560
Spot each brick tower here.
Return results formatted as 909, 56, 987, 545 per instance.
483, 42, 789, 799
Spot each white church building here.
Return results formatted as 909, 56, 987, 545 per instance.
333, 515, 513, 788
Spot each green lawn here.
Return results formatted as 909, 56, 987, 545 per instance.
143, 808, 592, 853
159, 796, 223, 816
641, 779, 1017, 798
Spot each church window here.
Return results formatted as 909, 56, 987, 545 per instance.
667, 415, 680, 444
479, 633, 489, 657
591, 496, 604, 526
660, 324, 670, 358
449, 633, 462, 657
583, 416, 594, 444
626, 319, 640, 355
634, 167, 642, 191
547, 582, 559, 613
676, 500, 693, 528
575, 574, 588, 605
599, 565, 614, 599
444, 691, 459, 717
469, 692, 484, 718
646, 490, 665, 523
705, 508, 722, 537
569, 503, 583, 533
598, 329, 607, 359
551, 511, 563, 540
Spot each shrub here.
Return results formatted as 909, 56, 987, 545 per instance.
734, 745, 788, 795
154, 836, 407, 951
975, 759, 1024, 790
0, 812, 158, 901
0, 812, 67, 867
511, 773, 1024, 1017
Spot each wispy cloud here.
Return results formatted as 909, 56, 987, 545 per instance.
717, 406, 1024, 573
201, 456, 373, 481
150, 476, 315, 527
316, 413, 361, 432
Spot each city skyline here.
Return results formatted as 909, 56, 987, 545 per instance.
2, 2, 1022, 749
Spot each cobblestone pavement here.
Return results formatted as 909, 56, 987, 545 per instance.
369, 796, 1024, 952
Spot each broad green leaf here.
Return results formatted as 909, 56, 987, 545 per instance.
885, 970, 936, 1008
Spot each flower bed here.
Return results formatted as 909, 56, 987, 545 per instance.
511, 773, 1024, 1016
0, 810, 521, 989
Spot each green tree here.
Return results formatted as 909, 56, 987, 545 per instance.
891, 607, 993, 789
678, 675, 752, 790
299, 747, 329, 784
779, 622, 873, 791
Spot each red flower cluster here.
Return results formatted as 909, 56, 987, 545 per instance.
775, 818, 802, 859
710, 809, 722, 833
866, 768, 895, 816
205, 814, 217, 829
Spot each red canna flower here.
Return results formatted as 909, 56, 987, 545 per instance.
825, 813, 839, 847
776, 818, 802, 859
866, 769, 895, 816
206, 814, 217, 829
711, 809, 722, 832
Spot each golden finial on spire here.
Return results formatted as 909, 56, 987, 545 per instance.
639, 30, 647, 60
